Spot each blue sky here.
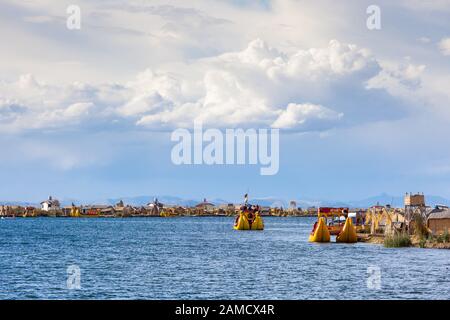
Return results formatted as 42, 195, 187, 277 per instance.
1, 0, 450, 203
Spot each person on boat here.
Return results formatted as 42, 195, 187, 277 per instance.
234, 214, 240, 226
247, 209, 255, 222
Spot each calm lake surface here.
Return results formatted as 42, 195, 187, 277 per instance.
0, 217, 449, 299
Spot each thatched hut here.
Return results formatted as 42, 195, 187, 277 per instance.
427, 206, 450, 235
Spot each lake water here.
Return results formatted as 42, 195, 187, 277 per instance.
0, 217, 449, 299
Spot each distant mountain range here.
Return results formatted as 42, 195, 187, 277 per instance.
254, 193, 450, 208
2, 193, 450, 208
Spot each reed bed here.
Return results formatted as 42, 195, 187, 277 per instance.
384, 232, 412, 248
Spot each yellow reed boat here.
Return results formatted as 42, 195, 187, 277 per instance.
160, 209, 177, 217
70, 206, 81, 217
309, 208, 358, 243
234, 209, 264, 230
308, 217, 330, 242
336, 217, 357, 243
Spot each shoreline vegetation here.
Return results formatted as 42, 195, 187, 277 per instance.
357, 229, 450, 249
359, 233, 450, 249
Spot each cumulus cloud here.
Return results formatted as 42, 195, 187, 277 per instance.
0, 74, 127, 132
0, 39, 387, 133
218, 39, 374, 80
366, 60, 426, 99
365, 57, 450, 120
134, 39, 376, 130
272, 103, 343, 130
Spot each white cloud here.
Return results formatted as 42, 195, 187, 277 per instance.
219, 39, 374, 80
6, 37, 447, 135
47, 102, 94, 120
365, 56, 450, 123
134, 39, 376, 129
438, 37, 450, 56
366, 60, 426, 100
272, 103, 343, 130
0, 74, 130, 132
1, 39, 382, 133
0, 0, 382, 85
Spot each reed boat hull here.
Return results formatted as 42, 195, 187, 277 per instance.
234, 212, 264, 230
336, 217, 357, 243
309, 217, 330, 242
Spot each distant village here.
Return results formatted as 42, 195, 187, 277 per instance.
0, 196, 319, 218
1, 193, 449, 237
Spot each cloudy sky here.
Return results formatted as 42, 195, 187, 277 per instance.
1, 0, 450, 203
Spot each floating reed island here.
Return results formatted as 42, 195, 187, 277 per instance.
0, 197, 317, 218
1, 194, 449, 249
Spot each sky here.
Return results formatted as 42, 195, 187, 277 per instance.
1, 0, 450, 203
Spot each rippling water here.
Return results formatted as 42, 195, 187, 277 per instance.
0, 217, 449, 299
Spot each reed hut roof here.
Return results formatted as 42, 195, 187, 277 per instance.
196, 202, 215, 207
196, 198, 215, 207
428, 208, 450, 220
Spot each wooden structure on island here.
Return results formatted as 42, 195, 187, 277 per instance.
404, 192, 426, 233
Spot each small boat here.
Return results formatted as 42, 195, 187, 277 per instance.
308, 217, 330, 242
234, 210, 264, 230
309, 208, 358, 243
233, 194, 264, 230
315, 207, 349, 235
